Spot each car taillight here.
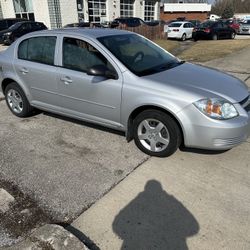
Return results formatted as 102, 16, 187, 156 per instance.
173, 29, 179, 32
204, 28, 211, 33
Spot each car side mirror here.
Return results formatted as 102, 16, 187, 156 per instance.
87, 65, 118, 80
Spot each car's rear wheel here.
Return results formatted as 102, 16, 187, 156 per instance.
212, 34, 218, 40
133, 110, 181, 157
181, 33, 186, 41
5, 82, 34, 117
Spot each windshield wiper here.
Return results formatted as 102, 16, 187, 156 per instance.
159, 60, 185, 70
138, 60, 185, 77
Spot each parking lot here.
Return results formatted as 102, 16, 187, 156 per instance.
0, 38, 250, 249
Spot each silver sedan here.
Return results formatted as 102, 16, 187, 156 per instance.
0, 28, 249, 157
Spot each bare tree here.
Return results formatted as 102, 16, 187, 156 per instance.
211, 0, 250, 15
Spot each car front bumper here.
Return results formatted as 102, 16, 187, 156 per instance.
178, 101, 250, 150
238, 28, 250, 34
2, 35, 12, 45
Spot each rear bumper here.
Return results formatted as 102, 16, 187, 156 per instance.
168, 32, 183, 39
192, 32, 212, 40
178, 103, 250, 150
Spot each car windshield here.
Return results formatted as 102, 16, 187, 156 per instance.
97, 34, 182, 77
168, 23, 182, 27
8, 22, 22, 30
200, 21, 214, 28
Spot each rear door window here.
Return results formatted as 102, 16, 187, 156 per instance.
18, 36, 57, 65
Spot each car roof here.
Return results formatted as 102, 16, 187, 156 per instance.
169, 21, 190, 24
33, 28, 133, 39
115, 17, 140, 20
0, 18, 25, 21
12, 21, 40, 25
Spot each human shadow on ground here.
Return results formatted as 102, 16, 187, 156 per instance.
113, 180, 199, 250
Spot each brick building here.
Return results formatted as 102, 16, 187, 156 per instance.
160, 0, 211, 21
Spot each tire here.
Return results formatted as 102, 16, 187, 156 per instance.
181, 33, 186, 41
5, 82, 34, 117
231, 32, 235, 39
133, 110, 182, 157
212, 34, 218, 40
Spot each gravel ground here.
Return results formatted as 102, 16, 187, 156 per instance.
0, 229, 20, 248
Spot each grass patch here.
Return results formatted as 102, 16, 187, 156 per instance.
178, 39, 250, 62
154, 39, 181, 53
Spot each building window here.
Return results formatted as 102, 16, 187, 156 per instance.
47, 0, 62, 29
0, 2, 3, 19
144, 1, 155, 21
120, 0, 134, 18
88, 0, 106, 23
77, 0, 84, 22
13, 0, 35, 21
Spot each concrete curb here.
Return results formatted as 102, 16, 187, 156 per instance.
1, 224, 89, 250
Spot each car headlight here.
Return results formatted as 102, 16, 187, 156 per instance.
194, 98, 238, 120
4, 32, 12, 36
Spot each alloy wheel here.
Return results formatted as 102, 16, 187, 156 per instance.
137, 119, 170, 152
7, 89, 23, 114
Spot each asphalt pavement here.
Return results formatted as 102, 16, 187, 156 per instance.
0, 102, 148, 222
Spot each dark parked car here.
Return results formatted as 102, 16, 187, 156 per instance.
110, 17, 146, 28
64, 22, 109, 28
0, 18, 26, 43
192, 20, 236, 41
64, 22, 91, 28
0, 18, 26, 31
2, 21, 47, 45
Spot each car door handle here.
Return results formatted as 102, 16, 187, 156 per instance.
20, 68, 29, 74
60, 77, 72, 85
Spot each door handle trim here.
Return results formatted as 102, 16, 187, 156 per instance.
60, 77, 73, 84
20, 68, 29, 74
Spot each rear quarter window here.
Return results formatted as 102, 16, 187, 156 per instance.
18, 36, 56, 65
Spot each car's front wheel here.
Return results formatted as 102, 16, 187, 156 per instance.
133, 110, 181, 157
5, 82, 34, 117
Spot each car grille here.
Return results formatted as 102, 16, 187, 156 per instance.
239, 95, 250, 112
213, 135, 247, 147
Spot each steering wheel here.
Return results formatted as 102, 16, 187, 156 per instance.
133, 51, 144, 63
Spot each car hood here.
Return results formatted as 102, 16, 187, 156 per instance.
144, 62, 249, 103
